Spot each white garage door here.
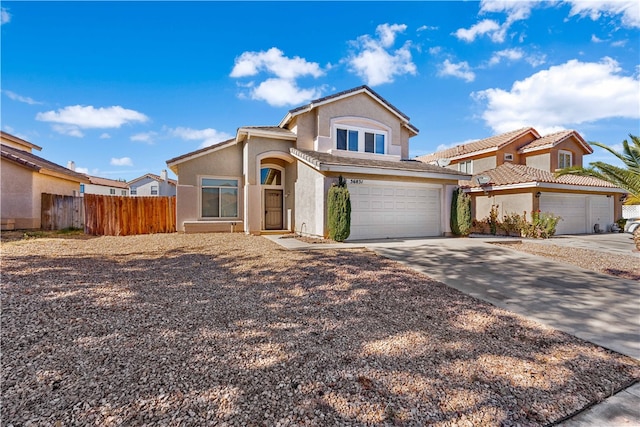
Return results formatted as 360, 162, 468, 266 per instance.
539, 193, 613, 235
347, 180, 441, 240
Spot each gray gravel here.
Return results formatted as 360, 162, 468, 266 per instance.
2, 233, 639, 426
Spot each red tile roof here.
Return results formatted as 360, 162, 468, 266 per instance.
418, 128, 539, 162
517, 129, 593, 154
462, 163, 620, 189
87, 175, 129, 189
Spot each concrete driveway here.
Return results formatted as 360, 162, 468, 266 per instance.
363, 236, 640, 360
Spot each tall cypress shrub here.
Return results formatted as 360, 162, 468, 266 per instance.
327, 176, 351, 241
451, 187, 472, 236
450, 187, 460, 235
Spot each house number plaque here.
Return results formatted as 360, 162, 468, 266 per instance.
349, 179, 364, 184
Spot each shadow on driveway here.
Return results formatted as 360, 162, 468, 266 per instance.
365, 238, 640, 360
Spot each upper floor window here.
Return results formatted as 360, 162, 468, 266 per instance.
336, 126, 386, 154
121, 190, 127, 196
80, 184, 85, 194
109, 188, 116, 195
151, 185, 158, 195
459, 160, 473, 174
558, 150, 572, 169
201, 177, 239, 218
130, 187, 137, 195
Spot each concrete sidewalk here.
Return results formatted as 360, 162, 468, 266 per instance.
266, 234, 640, 425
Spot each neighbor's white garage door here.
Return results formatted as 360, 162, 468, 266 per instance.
539, 193, 613, 235
347, 180, 441, 240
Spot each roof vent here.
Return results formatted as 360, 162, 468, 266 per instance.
504, 153, 514, 161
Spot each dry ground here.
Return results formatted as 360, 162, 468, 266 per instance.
492, 241, 640, 281
2, 233, 639, 426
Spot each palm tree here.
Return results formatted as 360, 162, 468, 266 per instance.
556, 134, 640, 203
556, 134, 640, 248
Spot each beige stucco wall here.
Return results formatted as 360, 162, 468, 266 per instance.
471, 156, 497, 174
291, 93, 411, 157
1, 160, 36, 228
294, 162, 327, 237
173, 143, 245, 232
525, 153, 551, 170
472, 191, 535, 221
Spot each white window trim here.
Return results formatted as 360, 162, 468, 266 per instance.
330, 117, 391, 155
558, 150, 573, 169
504, 153, 514, 161
198, 175, 241, 220
459, 160, 473, 174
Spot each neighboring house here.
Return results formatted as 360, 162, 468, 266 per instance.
128, 170, 176, 197
166, 85, 471, 239
79, 173, 129, 196
418, 127, 626, 234
1, 131, 89, 230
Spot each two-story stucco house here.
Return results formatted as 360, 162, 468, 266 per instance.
418, 127, 626, 235
128, 170, 177, 197
80, 174, 130, 196
1, 131, 89, 230
166, 86, 470, 240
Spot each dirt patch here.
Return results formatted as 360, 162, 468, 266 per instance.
2, 233, 638, 426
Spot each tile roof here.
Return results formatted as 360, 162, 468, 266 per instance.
517, 129, 592, 154
0, 130, 43, 151
240, 126, 296, 135
1, 143, 89, 182
283, 85, 419, 134
87, 175, 129, 189
128, 173, 177, 186
291, 148, 470, 177
462, 163, 620, 189
418, 128, 539, 162
166, 138, 236, 165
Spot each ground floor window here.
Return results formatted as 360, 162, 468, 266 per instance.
201, 178, 239, 218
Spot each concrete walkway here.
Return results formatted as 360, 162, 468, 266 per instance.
265, 233, 640, 425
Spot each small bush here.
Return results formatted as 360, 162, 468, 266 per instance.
327, 176, 351, 242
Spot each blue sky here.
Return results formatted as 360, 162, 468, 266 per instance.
1, 1, 639, 181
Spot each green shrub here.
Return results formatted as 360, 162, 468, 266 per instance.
450, 188, 472, 236
327, 176, 351, 241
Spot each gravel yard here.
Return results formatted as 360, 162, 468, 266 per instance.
2, 233, 639, 426
491, 241, 640, 281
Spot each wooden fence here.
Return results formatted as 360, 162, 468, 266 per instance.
41, 193, 84, 230
84, 194, 176, 236
41, 193, 176, 236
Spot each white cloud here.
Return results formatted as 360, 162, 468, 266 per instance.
36, 105, 148, 130
1, 7, 10, 25
230, 47, 325, 107
110, 157, 133, 167
230, 47, 324, 80
52, 124, 84, 138
473, 57, 640, 134
130, 131, 157, 144
251, 79, 323, 107
565, 0, 640, 28
480, 0, 537, 22
347, 23, 417, 86
3, 90, 43, 105
591, 34, 604, 43
487, 48, 546, 67
169, 127, 234, 148
429, 46, 442, 55
611, 39, 628, 47
75, 167, 90, 174
438, 59, 476, 82
454, 19, 502, 42
99, 133, 111, 139
488, 48, 524, 65
417, 25, 438, 32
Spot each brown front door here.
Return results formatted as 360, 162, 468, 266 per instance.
264, 189, 283, 230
